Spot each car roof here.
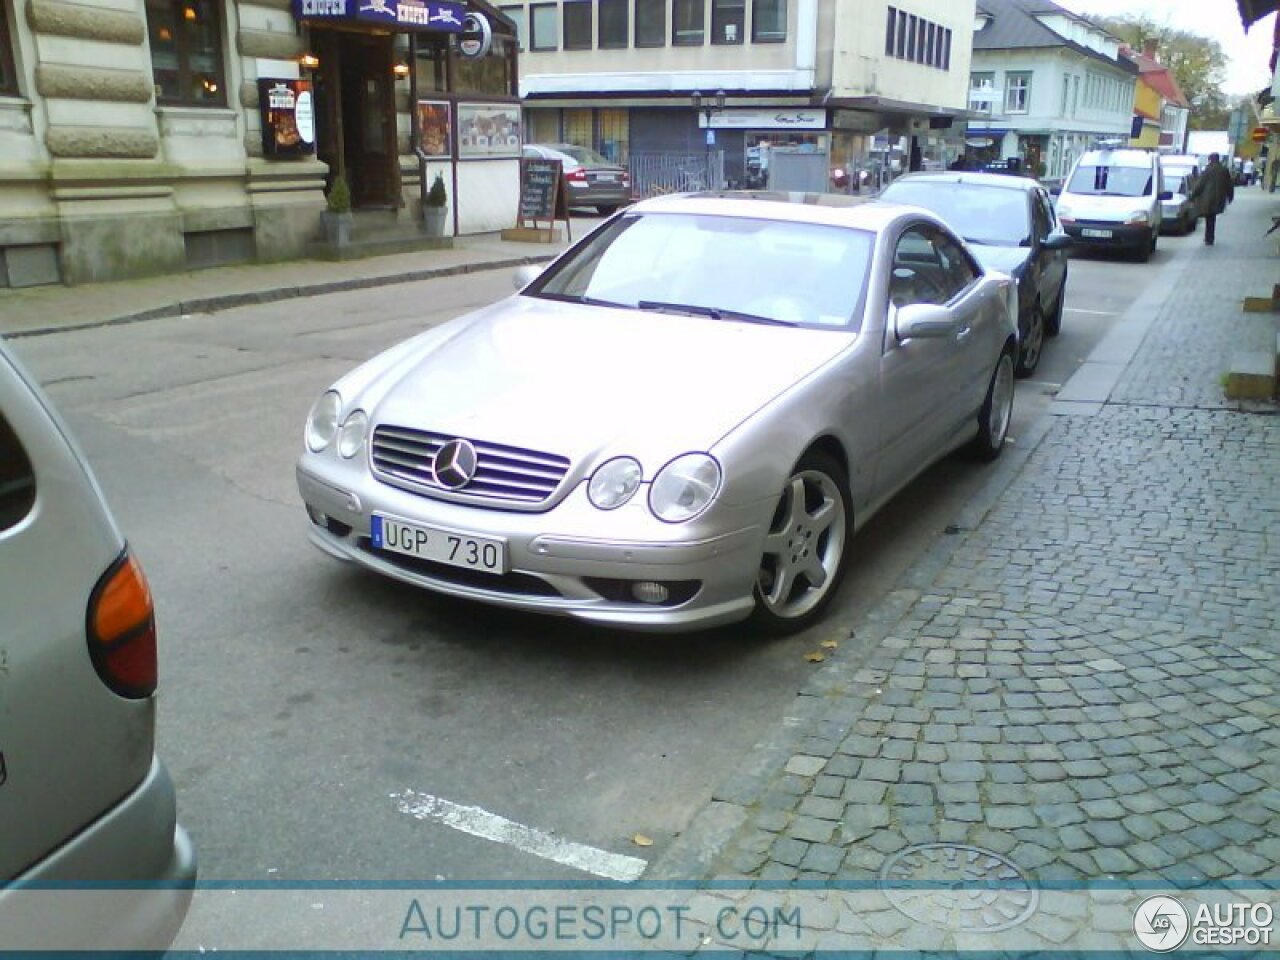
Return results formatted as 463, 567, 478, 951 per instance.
627, 190, 935, 232
1078, 148, 1155, 168
887, 171, 1041, 193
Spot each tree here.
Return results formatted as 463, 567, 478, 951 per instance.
1091, 13, 1231, 129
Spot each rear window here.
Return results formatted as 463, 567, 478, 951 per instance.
0, 412, 36, 531
1066, 163, 1152, 198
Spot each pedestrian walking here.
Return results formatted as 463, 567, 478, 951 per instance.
1243, 158, 1256, 186
1189, 152, 1235, 245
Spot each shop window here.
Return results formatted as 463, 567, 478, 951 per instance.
712, 0, 744, 44
598, 0, 627, 49
752, 0, 786, 42
498, 4, 525, 50
563, 0, 591, 50
562, 108, 591, 148
672, 0, 704, 46
0, 1, 17, 96
452, 32, 516, 97
597, 107, 628, 163
145, 0, 226, 106
635, 0, 665, 47
415, 37, 448, 93
530, 3, 557, 51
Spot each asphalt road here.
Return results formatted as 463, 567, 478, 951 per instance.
7, 226, 1192, 888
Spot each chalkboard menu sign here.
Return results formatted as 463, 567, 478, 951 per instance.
519, 158, 567, 223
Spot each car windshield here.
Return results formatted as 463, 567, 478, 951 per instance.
528, 212, 874, 330
1066, 164, 1152, 197
553, 144, 612, 166
881, 180, 1029, 246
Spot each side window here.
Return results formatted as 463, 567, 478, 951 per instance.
1035, 191, 1057, 233
0, 412, 36, 533
1030, 193, 1049, 241
889, 226, 949, 307
931, 231, 980, 297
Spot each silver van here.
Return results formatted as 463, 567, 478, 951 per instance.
0, 340, 195, 950
1056, 146, 1168, 261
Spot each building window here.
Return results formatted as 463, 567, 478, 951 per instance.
884, 6, 895, 55
598, 0, 627, 48
712, 0, 745, 44
672, 0, 704, 45
563, 0, 591, 50
894, 9, 906, 57
635, 0, 665, 47
0, 1, 17, 96
752, 0, 786, 42
941, 27, 950, 68
1005, 72, 1031, 114
498, 4, 525, 50
530, 3, 557, 50
145, 0, 226, 106
969, 72, 994, 114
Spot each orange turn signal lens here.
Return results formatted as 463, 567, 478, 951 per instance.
87, 550, 158, 699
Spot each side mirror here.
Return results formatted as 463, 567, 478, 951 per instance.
894, 302, 955, 341
1042, 232, 1073, 250
1048, 184, 1062, 197
1158, 190, 1173, 201
512, 264, 545, 290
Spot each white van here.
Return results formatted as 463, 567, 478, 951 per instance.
1056, 146, 1168, 261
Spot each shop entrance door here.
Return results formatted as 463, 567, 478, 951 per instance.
343, 33, 398, 207
314, 30, 400, 208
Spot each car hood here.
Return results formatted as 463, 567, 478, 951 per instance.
348, 296, 854, 467
967, 243, 1031, 277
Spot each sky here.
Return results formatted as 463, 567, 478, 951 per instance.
1057, 0, 1276, 95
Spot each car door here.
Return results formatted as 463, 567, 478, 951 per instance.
1032, 187, 1068, 308
875, 223, 975, 499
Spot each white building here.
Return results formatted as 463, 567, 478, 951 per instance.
500, 0, 976, 193
967, 0, 1137, 182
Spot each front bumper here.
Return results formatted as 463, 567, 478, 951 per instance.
1062, 221, 1152, 248
297, 459, 765, 632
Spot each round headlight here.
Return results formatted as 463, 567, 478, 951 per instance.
588, 457, 642, 510
649, 453, 721, 523
1126, 209, 1150, 224
337, 409, 368, 459
306, 390, 342, 452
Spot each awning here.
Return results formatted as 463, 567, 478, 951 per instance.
1237, 0, 1280, 28
293, 0, 466, 32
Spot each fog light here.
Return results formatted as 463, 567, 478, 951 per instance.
306, 505, 327, 527
631, 581, 670, 604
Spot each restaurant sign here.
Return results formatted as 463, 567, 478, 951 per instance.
258, 78, 315, 158
292, 0, 466, 31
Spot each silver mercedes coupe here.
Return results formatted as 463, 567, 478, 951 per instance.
296, 192, 1018, 634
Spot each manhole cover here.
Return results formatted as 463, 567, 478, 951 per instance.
879, 843, 1038, 932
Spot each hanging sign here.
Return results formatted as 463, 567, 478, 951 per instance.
258, 78, 315, 158
458, 12, 493, 58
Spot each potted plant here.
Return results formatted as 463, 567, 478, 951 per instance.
423, 172, 448, 236
321, 174, 352, 247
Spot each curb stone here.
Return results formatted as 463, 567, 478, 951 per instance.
3, 254, 559, 340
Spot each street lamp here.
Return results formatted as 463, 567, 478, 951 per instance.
692, 90, 726, 187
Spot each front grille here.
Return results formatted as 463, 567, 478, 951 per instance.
371, 425, 571, 505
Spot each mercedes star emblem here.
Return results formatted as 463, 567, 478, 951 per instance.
433, 438, 479, 489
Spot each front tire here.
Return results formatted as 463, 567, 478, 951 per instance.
971, 348, 1015, 462
1045, 271, 1067, 337
1015, 303, 1045, 378
750, 451, 851, 635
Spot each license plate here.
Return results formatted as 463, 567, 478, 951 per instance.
595, 173, 618, 182
1082, 228, 1112, 238
371, 515, 507, 573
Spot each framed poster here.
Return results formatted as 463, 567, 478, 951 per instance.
457, 102, 521, 158
416, 100, 452, 158
258, 78, 316, 158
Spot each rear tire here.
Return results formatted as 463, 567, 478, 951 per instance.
970, 348, 1015, 462
595, 205, 618, 216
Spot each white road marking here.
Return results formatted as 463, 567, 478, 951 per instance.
390, 789, 648, 882
1063, 308, 1117, 316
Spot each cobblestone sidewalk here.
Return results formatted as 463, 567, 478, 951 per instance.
657, 193, 1280, 949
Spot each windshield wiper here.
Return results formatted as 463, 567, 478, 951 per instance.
534, 291, 629, 309
636, 300, 795, 327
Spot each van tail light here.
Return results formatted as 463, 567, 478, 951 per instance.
565, 167, 588, 182
86, 549, 157, 699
